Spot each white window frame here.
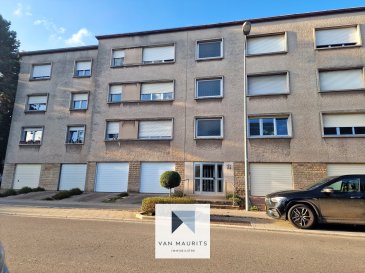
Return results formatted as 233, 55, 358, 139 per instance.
26, 94, 48, 112
70, 93, 89, 110
140, 81, 175, 101
20, 127, 44, 145
247, 72, 290, 96
66, 125, 85, 144
111, 49, 125, 67
105, 121, 119, 141
31, 63, 52, 80
248, 116, 292, 138
321, 112, 365, 137
138, 119, 174, 140
142, 44, 175, 64
195, 77, 223, 99
108, 84, 123, 103
314, 25, 362, 49
317, 67, 365, 92
194, 117, 224, 139
246, 32, 288, 56
196, 38, 223, 60
74, 60, 92, 77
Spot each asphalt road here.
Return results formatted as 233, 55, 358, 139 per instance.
0, 215, 364, 273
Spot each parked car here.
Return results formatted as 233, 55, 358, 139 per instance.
0, 242, 9, 273
265, 175, 365, 229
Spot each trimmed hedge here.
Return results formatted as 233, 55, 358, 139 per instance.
17, 187, 33, 194
141, 197, 195, 215
0, 187, 45, 198
0, 189, 17, 197
48, 188, 83, 200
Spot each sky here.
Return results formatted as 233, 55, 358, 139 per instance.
1, 0, 365, 51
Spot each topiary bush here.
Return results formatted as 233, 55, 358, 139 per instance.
18, 187, 33, 194
141, 196, 195, 215
47, 188, 83, 200
160, 171, 181, 196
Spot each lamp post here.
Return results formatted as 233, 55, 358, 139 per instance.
242, 21, 251, 211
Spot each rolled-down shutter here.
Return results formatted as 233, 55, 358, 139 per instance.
13, 164, 41, 189
95, 163, 129, 192
247, 34, 286, 55
107, 122, 119, 134
28, 96, 47, 104
327, 164, 365, 176
319, 69, 364, 91
141, 82, 174, 94
32, 64, 51, 78
322, 113, 365, 127
250, 163, 292, 196
143, 46, 174, 62
112, 50, 125, 58
140, 163, 175, 193
76, 61, 91, 70
316, 27, 358, 47
248, 74, 288, 95
110, 85, 122, 94
73, 93, 88, 100
59, 164, 87, 191
138, 120, 172, 139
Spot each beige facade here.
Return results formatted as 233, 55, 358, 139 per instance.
3, 8, 365, 200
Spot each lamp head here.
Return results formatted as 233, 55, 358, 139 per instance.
242, 21, 251, 36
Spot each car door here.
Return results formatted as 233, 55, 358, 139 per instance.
318, 176, 364, 222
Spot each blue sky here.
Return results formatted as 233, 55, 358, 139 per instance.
1, 0, 365, 51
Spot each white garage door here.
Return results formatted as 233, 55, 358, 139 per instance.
13, 164, 41, 189
140, 163, 175, 193
59, 164, 87, 191
327, 164, 365, 176
95, 163, 129, 192
250, 163, 292, 196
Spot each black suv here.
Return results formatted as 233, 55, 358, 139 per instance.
265, 175, 365, 229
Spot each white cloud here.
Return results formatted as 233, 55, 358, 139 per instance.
13, 3, 32, 17
65, 28, 92, 46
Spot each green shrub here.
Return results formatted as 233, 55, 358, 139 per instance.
18, 187, 33, 194
69, 188, 83, 195
160, 171, 181, 196
117, 192, 129, 198
141, 197, 195, 215
48, 188, 83, 200
32, 187, 45, 192
173, 190, 184, 197
0, 189, 18, 197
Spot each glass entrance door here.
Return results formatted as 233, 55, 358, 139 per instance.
194, 163, 224, 194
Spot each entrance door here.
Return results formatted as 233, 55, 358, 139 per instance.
194, 163, 223, 194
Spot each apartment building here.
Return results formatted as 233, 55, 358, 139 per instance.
2, 7, 365, 203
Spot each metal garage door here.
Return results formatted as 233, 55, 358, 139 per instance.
250, 163, 292, 196
327, 164, 365, 176
140, 163, 175, 193
59, 164, 87, 191
13, 164, 41, 189
95, 163, 129, 192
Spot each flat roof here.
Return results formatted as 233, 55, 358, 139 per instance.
96, 6, 365, 40
20, 45, 98, 57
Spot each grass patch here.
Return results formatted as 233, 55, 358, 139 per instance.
102, 192, 129, 203
141, 196, 195, 215
45, 188, 83, 201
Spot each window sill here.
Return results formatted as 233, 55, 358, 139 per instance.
122, 99, 174, 104
65, 143, 84, 145
246, 51, 288, 57
195, 96, 223, 100
104, 139, 119, 142
19, 143, 42, 146
110, 61, 175, 68
70, 108, 88, 112
315, 44, 362, 51
196, 57, 223, 62
73, 75, 92, 79
24, 110, 47, 114
29, 78, 50, 81
319, 89, 365, 93
107, 101, 122, 105
249, 136, 292, 139
195, 137, 223, 140
322, 135, 365, 138
137, 138, 172, 141
247, 92, 290, 97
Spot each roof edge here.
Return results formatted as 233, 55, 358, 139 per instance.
20, 45, 98, 56
96, 6, 365, 40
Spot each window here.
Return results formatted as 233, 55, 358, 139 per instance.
138, 120, 173, 139
249, 117, 290, 137
108, 85, 122, 103
31, 64, 51, 79
196, 77, 223, 98
140, 82, 174, 101
106, 122, 119, 140
319, 69, 364, 92
248, 73, 289, 96
247, 33, 287, 55
197, 39, 223, 59
327, 177, 361, 193
322, 113, 365, 137
20, 127, 43, 144
74, 61, 91, 77
111, 50, 125, 67
195, 118, 223, 139
66, 126, 85, 144
315, 26, 361, 49
142, 45, 175, 64
71, 93, 88, 110
27, 95, 47, 111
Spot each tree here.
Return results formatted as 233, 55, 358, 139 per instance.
0, 15, 20, 173
160, 171, 181, 196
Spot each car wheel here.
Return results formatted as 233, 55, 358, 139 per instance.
288, 204, 316, 229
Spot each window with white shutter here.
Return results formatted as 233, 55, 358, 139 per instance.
142, 46, 175, 63
319, 69, 364, 92
322, 113, 365, 136
140, 82, 174, 101
315, 26, 361, 48
247, 33, 286, 55
27, 95, 48, 111
75, 61, 92, 77
248, 73, 289, 96
111, 50, 125, 67
108, 85, 122, 103
32, 64, 51, 79
71, 93, 88, 110
138, 120, 173, 139
106, 122, 119, 140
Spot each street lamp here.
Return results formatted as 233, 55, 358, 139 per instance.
242, 21, 251, 211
